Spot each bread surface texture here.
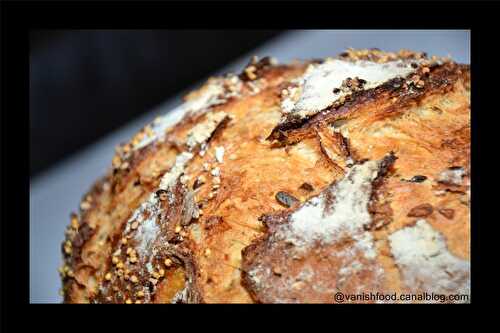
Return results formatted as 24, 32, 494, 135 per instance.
60, 49, 470, 303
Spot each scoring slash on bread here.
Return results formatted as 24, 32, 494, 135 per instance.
60, 49, 470, 303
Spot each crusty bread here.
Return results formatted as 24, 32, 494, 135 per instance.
60, 49, 470, 303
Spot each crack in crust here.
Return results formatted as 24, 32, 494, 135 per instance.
268, 62, 469, 146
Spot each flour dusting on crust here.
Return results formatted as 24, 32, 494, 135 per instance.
285, 160, 379, 252
437, 167, 466, 186
388, 219, 470, 301
281, 59, 421, 120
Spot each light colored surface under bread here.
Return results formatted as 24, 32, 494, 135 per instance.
30, 30, 470, 303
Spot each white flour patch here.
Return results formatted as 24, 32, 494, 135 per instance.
437, 167, 466, 185
281, 59, 420, 119
286, 160, 379, 250
388, 219, 470, 298
215, 146, 225, 163
159, 152, 194, 190
133, 208, 161, 258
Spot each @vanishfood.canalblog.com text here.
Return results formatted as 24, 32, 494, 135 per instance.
334, 291, 469, 303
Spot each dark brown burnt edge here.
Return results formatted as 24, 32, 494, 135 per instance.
366, 152, 397, 231
240, 154, 397, 303
315, 126, 353, 170
267, 62, 470, 146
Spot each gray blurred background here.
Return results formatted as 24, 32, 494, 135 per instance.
30, 30, 470, 303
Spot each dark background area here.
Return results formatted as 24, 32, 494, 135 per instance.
29, 30, 283, 177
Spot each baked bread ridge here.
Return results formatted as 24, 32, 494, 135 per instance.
59, 49, 471, 303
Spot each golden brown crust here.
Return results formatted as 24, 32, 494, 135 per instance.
60, 49, 470, 303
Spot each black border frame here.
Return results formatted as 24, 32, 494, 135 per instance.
1, 0, 492, 328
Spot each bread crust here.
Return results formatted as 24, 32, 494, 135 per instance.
60, 50, 470, 303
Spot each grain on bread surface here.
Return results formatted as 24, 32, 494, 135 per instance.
60, 49, 470, 303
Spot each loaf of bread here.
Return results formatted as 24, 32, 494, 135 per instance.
60, 49, 470, 303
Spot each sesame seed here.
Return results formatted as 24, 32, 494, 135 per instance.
112, 256, 119, 264
181, 175, 191, 184
120, 162, 129, 170
136, 290, 145, 298
245, 66, 257, 80
145, 125, 154, 137
204, 248, 211, 257
210, 167, 220, 177
105, 273, 112, 281
215, 146, 225, 163
121, 237, 128, 245
135, 300, 142, 304
116, 262, 124, 269
70, 217, 79, 230
292, 281, 306, 290
112, 155, 121, 168
80, 201, 91, 210
174, 225, 181, 233
130, 275, 139, 283
131, 221, 139, 230
125, 299, 132, 304
164, 258, 172, 267
129, 256, 137, 264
